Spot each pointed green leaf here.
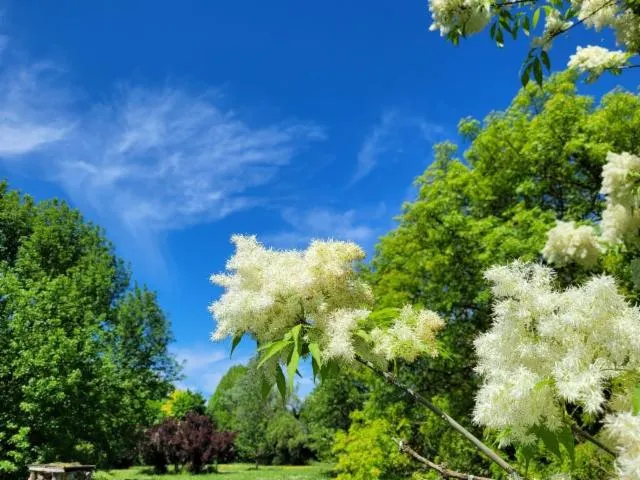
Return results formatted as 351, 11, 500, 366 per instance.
522, 15, 530, 36
534, 426, 562, 460
490, 21, 497, 39
260, 376, 272, 399
311, 356, 319, 382
495, 28, 504, 47
632, 384, 640, 415
521, 68, 530, 87
533, 58, 543, 85
258, 339, 292, 368
532, 8, 541, 28
308, 342, 323, 367
557, 426, 575, 468
230, 334, 242, 358
287, 348, 300, 392
275, 365, 287, 401
540, 50, 551, 71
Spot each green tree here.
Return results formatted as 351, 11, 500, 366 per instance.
161, 390, 206, 419
300, 373, 367, 460
0, 183, 179, 477
207, 364, 248, 429
339, 73, 639, 478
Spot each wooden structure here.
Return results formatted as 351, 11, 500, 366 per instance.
28, 464, 95, 480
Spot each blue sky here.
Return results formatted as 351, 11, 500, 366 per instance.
0, 0, 636, 398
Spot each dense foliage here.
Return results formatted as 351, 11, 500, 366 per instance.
0, 182, 180, 477
141, 413, 235, 474
332, 72, 639, 478
208, 361, 315, 466
161, 389, 207, 419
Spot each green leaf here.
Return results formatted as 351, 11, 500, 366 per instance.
260, 376, 272, 399
311, 356, 319, 381
532, 8, 541, 28
533, 426, 562, 460
540, 50, 551, 71
521, 68, 530, 87
366, 307, 401, 328
258, 339, 292, 368
522, 15, 530, 36
495, 28, 504, 47
632, 383, 640, 415
287, 348, 300, 393
557, 425, 575, 468
490, 21, 497, 39
518, 443, 536, 475
275, 365, 287, 401
230, 334, 242, 358
308, 342, 323, 367
533, 58, 543, 85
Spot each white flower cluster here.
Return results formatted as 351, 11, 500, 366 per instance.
567, 45, 629, 80
370, 306, 445, 362
601, 151, 640, 244
474, 262, 640, 445
210, 235, 445, 364
605, 412, 640, 479
428, 0, 492, 36
544, 9, 574, 37
542, 221, 599, 267
542, 151, 640, 267
573, 0, 617, 31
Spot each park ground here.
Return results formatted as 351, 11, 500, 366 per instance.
95, 463, 333, 480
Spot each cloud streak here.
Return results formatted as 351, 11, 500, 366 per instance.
0, 35, 324, 242
264, 206, 382, 250
352, 110, 444, 184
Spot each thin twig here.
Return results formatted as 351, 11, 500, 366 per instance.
392, 437, 496, 480
355, 356, 522, 478
571, 424, 616, 457
494, 0, 538, 7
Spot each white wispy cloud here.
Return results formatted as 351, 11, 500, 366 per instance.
172, 344, 248, 396
352, 110, 444, 184
55, 86, 324, 234
0, 43, 74, 157
0, 33, 324, 244
264, 206, 383, 249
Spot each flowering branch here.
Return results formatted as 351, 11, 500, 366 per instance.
571, 424, 616, 457
355, 356, 522, 478
391, 437, 496, 480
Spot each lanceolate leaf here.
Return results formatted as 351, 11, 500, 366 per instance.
287, 347, 300, 393
275, 365, 287, 400
308, 342, 322, 367
230, 334, 242, 358
557, 425, 575, 468
632, 383, 640, 415
258, 339, 292, 368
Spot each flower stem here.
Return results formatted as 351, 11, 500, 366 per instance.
392, 437, 496, 480
571, 424, 616, 457
355, 356, 522, 478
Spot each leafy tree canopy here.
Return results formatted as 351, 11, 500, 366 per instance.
0, 182, 180, 477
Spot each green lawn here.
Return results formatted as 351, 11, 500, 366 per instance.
95, 463, 333, 480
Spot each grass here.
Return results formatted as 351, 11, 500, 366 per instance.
95, 463, 333, 480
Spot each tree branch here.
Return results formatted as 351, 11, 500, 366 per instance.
391, 437, 496, 480
493, 0, 538, 7
571, 424, 616, 457
355, 356, 522, 478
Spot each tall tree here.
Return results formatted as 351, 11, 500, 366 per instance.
342, 73, 640, 478
0, 182, 179, 477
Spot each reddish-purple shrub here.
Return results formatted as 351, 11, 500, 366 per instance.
140, 413, 236, 473
179, 413, 236, 473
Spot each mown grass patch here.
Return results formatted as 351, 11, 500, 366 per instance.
95, 463, 333, 480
